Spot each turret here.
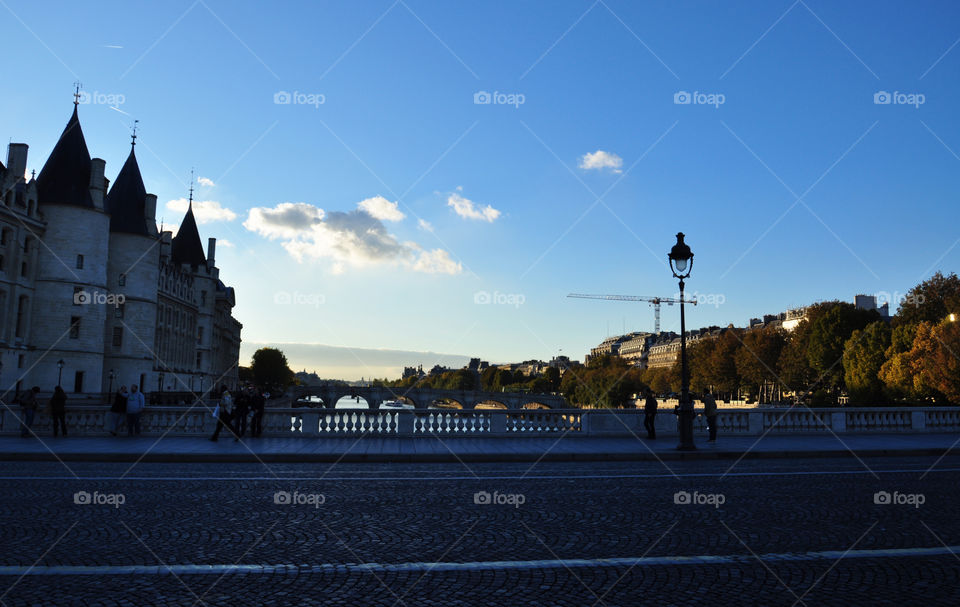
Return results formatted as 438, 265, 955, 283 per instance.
90, 158, 106, 210
6, 143, 28, 180
207, 237, 216, 269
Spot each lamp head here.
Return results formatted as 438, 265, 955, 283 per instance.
668, 232, 694, 279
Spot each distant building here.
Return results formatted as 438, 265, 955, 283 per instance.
855, 294, 890, 318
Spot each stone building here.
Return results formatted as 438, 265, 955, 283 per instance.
0, 99, 241, 398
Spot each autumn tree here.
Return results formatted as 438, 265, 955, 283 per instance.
894, 271, 960, 327
735, 327, 787, 401
842, 321, 891, 405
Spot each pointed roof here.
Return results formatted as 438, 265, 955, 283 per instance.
36, 105, 94, 208
107, 146, 150, 235
171, 202, 206, 266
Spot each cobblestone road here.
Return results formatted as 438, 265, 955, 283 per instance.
0, 456, 958, 605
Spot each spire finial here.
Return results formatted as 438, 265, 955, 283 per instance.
73, 81, 82, 106
188, 168, 194, 206
131, 119, 139, 148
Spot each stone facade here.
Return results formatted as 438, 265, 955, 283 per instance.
0, 103, 241, 398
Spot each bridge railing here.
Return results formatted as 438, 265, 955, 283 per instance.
1, 405, 958, 438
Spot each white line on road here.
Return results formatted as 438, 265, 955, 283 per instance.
0, 545, 957, 576
0, 467, 958, 482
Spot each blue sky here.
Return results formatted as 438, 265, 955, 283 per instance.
3, 1, 959, 378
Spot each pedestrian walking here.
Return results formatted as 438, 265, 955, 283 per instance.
209, 389, 234, 442
126, 384, 145, 436
643, 389, 658, 439
50, 386, 67, 437
249, 386, 265, 438
110, 386, 128, 436
232, 388, 249, 442
18, 386, 40, 438
702, 391, 718, 442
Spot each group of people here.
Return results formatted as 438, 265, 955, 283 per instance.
641, 389, 719, 442
107, 385, 147, 436
209, 385, 267, 442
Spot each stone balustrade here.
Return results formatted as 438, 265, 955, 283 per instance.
1, 405, 958, 438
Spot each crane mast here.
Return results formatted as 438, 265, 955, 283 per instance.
567, 293, 697, 334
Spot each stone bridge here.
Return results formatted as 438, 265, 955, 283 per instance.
291, 384, 568, 410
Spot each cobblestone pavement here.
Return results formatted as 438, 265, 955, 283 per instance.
0, 456, 958, 605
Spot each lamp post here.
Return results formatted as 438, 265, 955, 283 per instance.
668, 232, 695, 451
108, 369, 115, 396
57, 359, 65, 387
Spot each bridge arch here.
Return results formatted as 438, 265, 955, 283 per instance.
522, 402, 552, 410
475, 401, 508, 410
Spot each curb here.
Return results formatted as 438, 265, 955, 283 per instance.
0, 447, 953, 464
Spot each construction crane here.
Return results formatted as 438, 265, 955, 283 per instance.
567, 294, 698, 334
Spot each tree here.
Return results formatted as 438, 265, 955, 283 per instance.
842, 321, 891, 405
879, 323, 924, 401
806, 302, 879, 393
250, 347, 295, 392
687, 338, 717, 394
881, 320, 960, 404
543, 367, 561, 392
922, 319, 960, 403
894, 271, 960, 327
736, 327, 787, 402
705, 330, 742, 399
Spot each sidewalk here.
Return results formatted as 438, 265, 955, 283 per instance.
0, 433, 957, 463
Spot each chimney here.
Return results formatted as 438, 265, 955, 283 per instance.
6, 144, 28, 181
144, 193, 158, 236
89, 158, 106, 210
207, 237, 216, 268
159, 230, 172, 261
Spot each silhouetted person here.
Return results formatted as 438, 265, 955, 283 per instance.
249, 386, 265, 438
703, 391, 718, 442
110, 386, 128, 436
50, 386, 67, 437
643, 389, 658, 439
126, 384, 145, 436
18, 386, 40, 438
210, 389, 234, 442
233, 389, 250, 442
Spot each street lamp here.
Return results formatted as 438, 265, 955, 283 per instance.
668, 232, 695, 451
108, 369, 115, 396
57, 359, 64, 387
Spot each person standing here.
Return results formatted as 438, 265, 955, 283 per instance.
232, 388, 249, 442
126, 384, 145, 436
210, 389, 234, 442
18, 386, 40, 438
703, 391, 718, 442
249, 386, 265, 438
110, 386, 128, 436
643, 389, 658, 440
50, 386, 68, 437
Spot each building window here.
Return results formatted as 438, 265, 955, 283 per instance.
0, 229, 7, 245
73, 371, 84, 394
19, 262, 26, 277
112, 326, 123, 348
201, 291, 207, 305
17, 354, 23, 369
196, 351, 202, 367
118, 273, 126, 287
115, 303, 125, 319
0, 255, 4, 272
75, 254, 84, 269
198, 326, 204, 345
73, 286, 84, 305
15, 296, 27, 338
69, 316, 80, 339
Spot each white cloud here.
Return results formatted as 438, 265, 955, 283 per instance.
166, 198, 238, 223
161, 223, 180, 237
578, 150, 623, 173
217, 239, 235, 248
447, 187, 500, 222
413, 249, 462, 275
243, 202, 324, 240
418, 218, 433, 232
357, 195, 405, 222
198, 176, 215, 187
244, 200, 461, 275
